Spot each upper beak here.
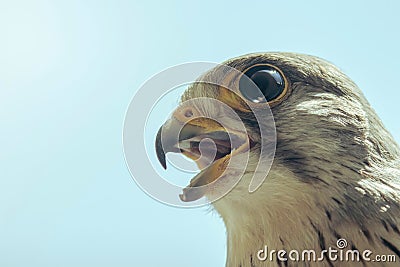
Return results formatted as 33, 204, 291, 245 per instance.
155, 117, 208, 170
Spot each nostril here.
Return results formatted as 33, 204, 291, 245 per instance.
184, 109, 193, 118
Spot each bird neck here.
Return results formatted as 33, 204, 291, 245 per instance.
211, 171, 328, 266
213, 185, 324, 266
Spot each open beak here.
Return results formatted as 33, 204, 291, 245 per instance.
155, 116, 249, 202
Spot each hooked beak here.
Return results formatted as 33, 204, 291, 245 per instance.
155, 116, 250, 202
155, 118, 207, 170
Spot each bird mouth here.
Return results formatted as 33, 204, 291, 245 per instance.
155, 117, 251, 202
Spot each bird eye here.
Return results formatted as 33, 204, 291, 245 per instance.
239, 65, 287, 104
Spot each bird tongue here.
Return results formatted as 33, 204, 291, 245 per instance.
179, 153, 231, 202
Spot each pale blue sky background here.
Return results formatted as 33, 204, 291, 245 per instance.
1, 1, 400, 266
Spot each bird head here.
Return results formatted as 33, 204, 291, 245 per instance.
155, 52, 399, 213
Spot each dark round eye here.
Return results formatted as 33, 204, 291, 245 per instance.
239, 65, 286, 103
